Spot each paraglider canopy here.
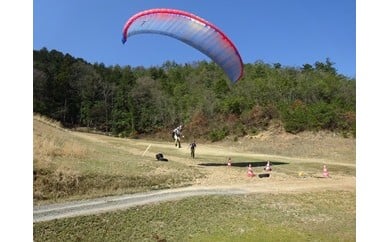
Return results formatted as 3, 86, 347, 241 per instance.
122, 8, 244, 83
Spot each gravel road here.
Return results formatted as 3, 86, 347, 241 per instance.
33, 186, 249, 223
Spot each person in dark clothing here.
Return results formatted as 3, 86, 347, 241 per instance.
189, 140, 197, 158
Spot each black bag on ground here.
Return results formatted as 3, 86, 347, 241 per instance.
156, 153, 163, 160
156, 153, 168, 161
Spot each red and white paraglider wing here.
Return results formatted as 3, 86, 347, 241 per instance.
122, 8, 243, 83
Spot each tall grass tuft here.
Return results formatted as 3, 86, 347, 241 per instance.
34, 114, 88, 164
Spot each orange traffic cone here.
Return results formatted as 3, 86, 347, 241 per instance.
247, 164, 255, 177
322, 165, 329, 177
264, 161, 272, 172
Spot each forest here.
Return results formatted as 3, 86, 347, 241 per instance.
33, 48, 355, 140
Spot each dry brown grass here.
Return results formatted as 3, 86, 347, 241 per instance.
33, 115, 203, 204
34, 115, 89, 201
220, 121, 356, 165
33, 114, 355, 205
33, 115, 88, 166
33, 113, 63, 129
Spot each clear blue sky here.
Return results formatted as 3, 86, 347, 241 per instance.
33, 0, 356, 77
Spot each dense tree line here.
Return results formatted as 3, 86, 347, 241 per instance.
33, 48, 355, 140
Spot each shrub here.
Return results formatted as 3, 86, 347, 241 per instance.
281, 100, 309, 134
208, 127, 229, 142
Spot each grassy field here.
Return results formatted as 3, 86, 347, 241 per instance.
34, 191, 355, 241
33, 115, 205, 204
33, 115, 355, 241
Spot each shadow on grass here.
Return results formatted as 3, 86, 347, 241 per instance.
198, 161, 289, 168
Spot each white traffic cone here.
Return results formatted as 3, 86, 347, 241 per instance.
264, 161, 272, 172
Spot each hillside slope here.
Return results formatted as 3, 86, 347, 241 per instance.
34, 115, 355, 206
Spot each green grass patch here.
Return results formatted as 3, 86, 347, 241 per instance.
34, 190, 355, 241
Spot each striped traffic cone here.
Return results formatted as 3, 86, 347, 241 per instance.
247, 164, 255, 177
322, 165, 329, 177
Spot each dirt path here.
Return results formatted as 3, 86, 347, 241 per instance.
34, 131, 355, 222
